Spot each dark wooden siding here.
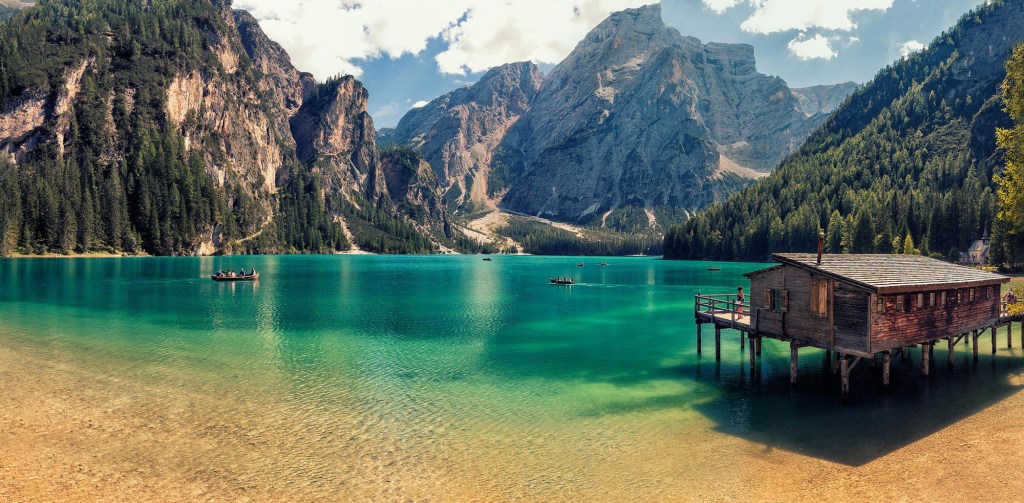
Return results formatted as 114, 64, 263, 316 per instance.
749, 267, 783, 336
778, 267, 833, 345
749, 264, 872, 353
871, 285, 1001, 351
833, 283, 869, 353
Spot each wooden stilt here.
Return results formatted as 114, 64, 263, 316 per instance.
696, 324, 702, 355
922, 343, 930, 376
948, 337, 955, 368
973, 331, 980, 362
749, 338, 756, 370
740, 331, 745, 350
715, 326, 721, 361
1009, 324, 1013, 349
992, 326, 998, 355
825, 350, 831, 365
832, 350, 839, 375
790, 343, 799, 384
841, 356, 850, 400
755, 337, 762, 356
882, 352, 891, 386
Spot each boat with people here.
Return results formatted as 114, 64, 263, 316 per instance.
707, 267, 721, 271
550, 276, 575, 285
483, 257, 493, 261
577, 262, 584, 267
211, 268, 260, 282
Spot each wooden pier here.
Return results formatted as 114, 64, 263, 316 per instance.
694, 253, 1015, 399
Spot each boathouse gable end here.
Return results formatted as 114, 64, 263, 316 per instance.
743, 254, 1008, 357
745, 262, 871, 354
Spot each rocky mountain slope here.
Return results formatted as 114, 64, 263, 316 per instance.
791, 82, 859, 117
497, 4, 834, 227
390, 4, 853, 232
389, 62, 542, 212
0, 0, 461, 256
664, 0, 1024, 261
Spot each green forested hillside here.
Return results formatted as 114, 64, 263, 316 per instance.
0, 0, 238, 255
664, 0, 1019, 262
0, 0, 437, 256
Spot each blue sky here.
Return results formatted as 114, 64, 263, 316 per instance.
235, 0, 985, 127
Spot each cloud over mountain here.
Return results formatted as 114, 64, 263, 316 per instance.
234, 0, 653, 78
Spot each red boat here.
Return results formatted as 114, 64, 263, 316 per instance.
211, 272, 259, 282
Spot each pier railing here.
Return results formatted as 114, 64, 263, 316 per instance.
694, 293, 750, 327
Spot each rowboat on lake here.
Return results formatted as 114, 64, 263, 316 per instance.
211, 272, 259, 282
550, 277, 575, 285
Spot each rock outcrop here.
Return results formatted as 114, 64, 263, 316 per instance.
791, 82, 860, 117
381, 148, 453, 238
291, 76, 388, 200
233, 10, 315, 117
495, 3, 835, 225
390, 62, 543, 211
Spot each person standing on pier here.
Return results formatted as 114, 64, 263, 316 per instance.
737, 286, 745, 315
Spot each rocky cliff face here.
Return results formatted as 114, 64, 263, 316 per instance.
390, 62, 543, 211
791, 82, 860, 117
381, 149, 453, 238
234, 10, 315, 118
291, 76, 388, 201
494, 3, 832, 225
0, 0, 457, 256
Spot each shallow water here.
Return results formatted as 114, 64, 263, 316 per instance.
3, 255, 1024, 500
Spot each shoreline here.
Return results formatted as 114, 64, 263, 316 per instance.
4, 331, 1024, 501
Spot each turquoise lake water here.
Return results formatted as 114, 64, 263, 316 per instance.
3, 255, 1024, 499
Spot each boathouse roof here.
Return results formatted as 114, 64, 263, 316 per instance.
745, 253, 1008, 294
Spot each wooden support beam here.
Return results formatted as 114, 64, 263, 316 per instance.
841, 356, 850, 400
790, 343, 799, 384
832, 350, 839, 375
749, 338, 756, 370
716, 327, 724, 360
1009, 324, 1014, 349
740, 331, 745, 350
755, 337, 762, 356
696, 324, 702, 355
973, 331, 980, 362
922, 343, 930, 376
992, 326, 998, 355
948, 337, 955, 368
882, 352, 891, 386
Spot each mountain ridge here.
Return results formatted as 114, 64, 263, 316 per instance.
389, 3, 856, 233
664, 0, 1023, 261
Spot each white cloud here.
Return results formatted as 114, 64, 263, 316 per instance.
412, 100, 430, 108
702, 0, 739, 13
701, 0, 893, 34
235, 0, 654, 79
787, 33, 837, 60
899, 39, 926, 57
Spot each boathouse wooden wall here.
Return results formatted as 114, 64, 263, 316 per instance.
871, 285, 1001, 351
748, 265, 871, 354
833, 282, 870, 353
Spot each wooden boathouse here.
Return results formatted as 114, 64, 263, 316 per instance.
694, 251, 1015, 398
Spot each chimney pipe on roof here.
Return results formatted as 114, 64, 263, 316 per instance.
817, 231, 825, 265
